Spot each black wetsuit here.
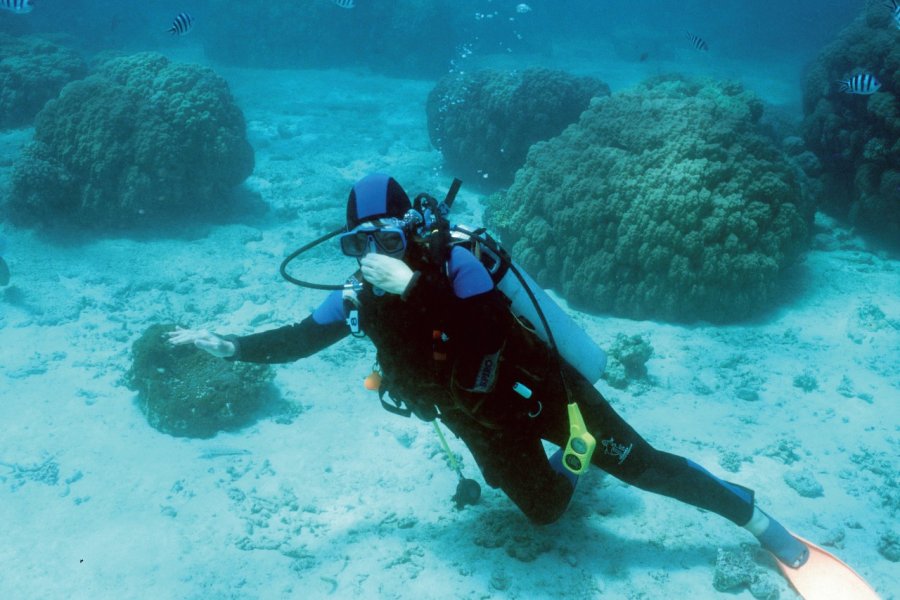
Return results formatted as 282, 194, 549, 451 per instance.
228, 244, 755, 526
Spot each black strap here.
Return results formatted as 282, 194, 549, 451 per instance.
378, 380, 413, 418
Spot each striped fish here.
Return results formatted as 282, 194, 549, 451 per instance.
168, 12, 194, 35
0, 0, 32, 14
838, 73, 881, 95
686, 31, 708, 51
331, 0, 355, 8
890, 0, 900, 30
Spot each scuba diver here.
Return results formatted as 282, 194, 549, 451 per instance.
168, 174, 879, 599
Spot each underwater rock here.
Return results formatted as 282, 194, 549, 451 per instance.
846, 301, 899, 345
792, 371, 818, 392
9, 52, 254, 229
0, 455, 60, 490
473, 510, 554, 562
0, 34, 87, 130
426, 67, 609, 187
126, 323, 275, 438
783, 468, 825, 498
713, 545, 780, 599
877, 530, 900, 562
801, 6, 900, 247
487, 76, 814, 322
764, 438, 804, 465
601, 333, 653, 389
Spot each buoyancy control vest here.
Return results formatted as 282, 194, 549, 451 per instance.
444, 224, 607, 384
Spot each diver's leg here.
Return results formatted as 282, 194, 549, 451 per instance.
626, 453, 808, 567
568, 377, 807, 566
441, 412, 575, 525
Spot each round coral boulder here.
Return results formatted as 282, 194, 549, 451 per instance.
126, 324, 275, 438
0, 34, 87, 130
427, 68, 609, 187
801, 6, 900, 246
8, 53, 254, 228
486, 76, 814, 323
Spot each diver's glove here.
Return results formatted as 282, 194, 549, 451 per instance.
359, 254, 414, 295
167, 327, 236, 358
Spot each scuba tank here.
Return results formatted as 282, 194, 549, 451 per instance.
449, 224, 607, 384
413, 185, 601, 475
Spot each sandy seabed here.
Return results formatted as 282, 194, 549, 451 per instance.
0, 65, 897, 600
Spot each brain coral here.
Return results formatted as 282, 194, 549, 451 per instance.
801, 5, 900, 246
485, 76, 814, 323
8, 52, 254, 228
426, 68, 609, 187
0, 34, 87, 130
126, 324, 275, 438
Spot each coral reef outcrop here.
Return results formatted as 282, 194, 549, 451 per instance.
801, 4, 900, 245
8, 53, 254, 228
486, 77, 814, 322
427, 68, 609, 187
126, 324, 274, 438
0, 34, 87, 130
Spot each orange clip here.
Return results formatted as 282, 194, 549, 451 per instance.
364, 370, 382, 391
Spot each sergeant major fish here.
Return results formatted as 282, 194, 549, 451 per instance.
168, 12, 194, 35
331, 0, 355, 8
0, 0, 33, 14
838, 73, 881, 95
686, 31, 708, 51
890, 0, 900, 30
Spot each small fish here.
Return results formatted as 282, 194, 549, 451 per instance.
0, 0, 33, 14
515, 3, 532, 13
331, 0, 355, 8
686, 31, 708, 51
838, 73, 881, 95
168, 12, 194, 35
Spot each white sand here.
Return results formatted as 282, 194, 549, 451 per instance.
1, 65, 897, 600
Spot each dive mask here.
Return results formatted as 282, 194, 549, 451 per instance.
339, 219, 408, 258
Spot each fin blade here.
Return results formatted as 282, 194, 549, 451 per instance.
775, 534, 881, 600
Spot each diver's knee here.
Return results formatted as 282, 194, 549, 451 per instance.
525, 503, 566, 526
521, 487, 572, 525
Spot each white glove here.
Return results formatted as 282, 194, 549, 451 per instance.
166, 327, 236, 358
359, 253, 414, 295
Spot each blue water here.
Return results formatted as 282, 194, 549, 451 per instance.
0, 0, 861, 106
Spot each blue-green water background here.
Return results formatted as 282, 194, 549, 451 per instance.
1, 0, 861, 96
2, 3, 897, 600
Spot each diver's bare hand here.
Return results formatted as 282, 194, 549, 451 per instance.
166, 327, 235, 358
360, 254, 413, 294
